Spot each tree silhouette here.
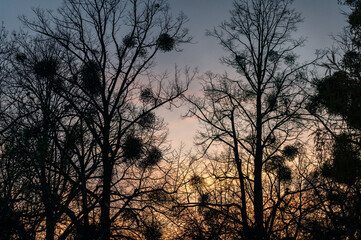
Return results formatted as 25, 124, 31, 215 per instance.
185, 0, 316, 239
1, 0, 359, 239
304, 0, 361, 238
0, 0, 193, 239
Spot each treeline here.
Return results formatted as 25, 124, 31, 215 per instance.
0, 0, 360, 239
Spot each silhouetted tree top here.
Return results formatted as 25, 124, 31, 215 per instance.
6, 0, 194, 240
301, 2, 361, 238
183, 0, 315, 239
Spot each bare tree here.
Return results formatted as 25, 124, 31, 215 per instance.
185, 0, 317, 239
0, 35, 87, 240
19, 0, 193, 239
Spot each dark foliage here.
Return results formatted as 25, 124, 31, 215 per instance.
343, 50, 361, 73
123, 135, 143, 161
140, 88, 155, 104
315, 71, 361, 129
199, 193, 210, 206
278, 165, 292, 182
282, 145, 299, 160
157, 33, 175, 52
33, 58, 58, 79
321, 134, 361, 184
80, 60, 101, 95
140, 147, 162, 168
138, 112, 156, 128
348, 2, 361, 46
265, 155, 292, 182
123, 35, 136, 48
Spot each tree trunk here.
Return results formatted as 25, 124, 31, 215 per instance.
254, 91, 265, 239
100, 121, 112, 240
231, 110, 250, 237
80, 156, 89, 230
45, 213, 55, 240
100, 164, 112, 240
80, 162, 90, 240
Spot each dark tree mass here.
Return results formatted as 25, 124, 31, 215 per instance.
0, 0, 359, 239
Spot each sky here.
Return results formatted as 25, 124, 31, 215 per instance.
0, 0, 349, 149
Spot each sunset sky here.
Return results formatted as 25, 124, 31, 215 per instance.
0, 0, 348, 149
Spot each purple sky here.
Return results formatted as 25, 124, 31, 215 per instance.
0, 0, 348, 149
